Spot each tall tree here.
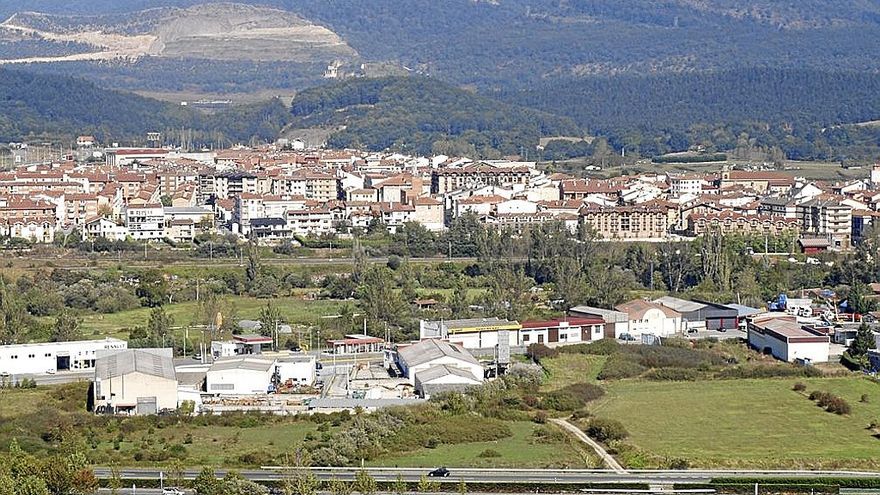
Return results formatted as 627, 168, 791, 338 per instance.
52, 310, 82, 343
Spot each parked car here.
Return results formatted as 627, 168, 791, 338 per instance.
686, 328, 698, 334
428, 467, 450, 477
162, 487, 185, 495
619, 333, 636, 341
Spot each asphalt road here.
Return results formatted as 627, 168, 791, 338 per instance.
93, 467, 880, 486
5, 370, 92, 385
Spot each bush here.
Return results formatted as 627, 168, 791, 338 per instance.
585, 418, 629, 443
597, 354, 646, 380
668, 458, 690, 470
716, 364, 823, 379
542, 383, 605, 411
477, 449, 501, 458
533, 411, 548, 424
826, 396, 851, 415
526, 343, 558, 362
792, 382, 807, 392
642, 368, 700, 381
562, 339, 621, 356
861, 394, 870, 403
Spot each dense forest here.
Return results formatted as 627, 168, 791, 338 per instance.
0, 68, 290, 145
290, 77, 580, 157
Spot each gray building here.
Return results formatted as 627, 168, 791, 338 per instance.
654, 297, 739, 331
93, 348, 178, 415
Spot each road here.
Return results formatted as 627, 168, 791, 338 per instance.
93, 467, 880, 486
5, 370, 92, 385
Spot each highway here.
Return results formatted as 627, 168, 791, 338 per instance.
93, 467, 880, 485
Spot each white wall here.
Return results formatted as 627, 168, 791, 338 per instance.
206, 368, 272, 395
276, 358, 316, 386
0, 339, 127, 375
627, 308, 679, 337
446, 330, 519, 350
94, 371, 178, 413
405, 357, 484, 385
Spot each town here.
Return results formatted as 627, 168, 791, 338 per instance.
1, 136, 880, 495
1, 139, 878, 249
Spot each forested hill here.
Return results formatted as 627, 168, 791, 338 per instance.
507, 69, 880, 132
0, 69, 290, 145
6, 1, 880, 90
290, 77, 581, 157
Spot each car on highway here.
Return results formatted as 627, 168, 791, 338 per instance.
162, 487, 185, 495
427, 467, 450, 477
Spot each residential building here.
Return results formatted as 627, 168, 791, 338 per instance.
614, 299, 682, 337
520, 317, 605, 347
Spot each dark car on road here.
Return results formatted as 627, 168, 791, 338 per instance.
428, 467, 450, 477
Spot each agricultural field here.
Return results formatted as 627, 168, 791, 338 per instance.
591, 377, 880, 469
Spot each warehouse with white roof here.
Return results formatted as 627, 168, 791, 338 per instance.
93, 348, 177, 415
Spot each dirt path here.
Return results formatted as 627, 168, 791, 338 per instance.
550, 418, 628, 473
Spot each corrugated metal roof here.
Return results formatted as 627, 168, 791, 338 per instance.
397, 339, 480, 368
95, 348, 176, 381
208, 357, 275, 373
416, 364, 481, 384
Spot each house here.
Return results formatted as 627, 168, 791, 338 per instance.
799, 238, 831, 254
747, 314, 830, 363
93, 348, 178, 415
519, 317, 605, 347
568, 306, 630, 339
614, 300, 682, 337
206, 356, 275, 395
395, 339, 484, 387
419, 318, 521, 351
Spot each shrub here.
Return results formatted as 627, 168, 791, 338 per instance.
585, 418, 629, 443
542, 383, 605, 411
424, 437, 440, 449
826, 397, 851, 415
526, 343, 558, 362
716, 364, 823, 379
668, 458, 690, 470
597, 354, 646, 380
533, 411, 548, 424
642, 368, 700, 381
861, 394, 870, 403
477, 449, 501, 458
562, 339, 621, 356
792, 382, 807, 392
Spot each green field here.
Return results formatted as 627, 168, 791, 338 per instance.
539, 354, 607, 391
592, 377, 880, 469
372, 421, 598, 469
74, 295, 347, 341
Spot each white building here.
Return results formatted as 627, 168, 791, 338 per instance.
419, 318, 521, 350
614, 299, 682, 337
413, 364, 483, 398
206, 356, 275, 395
747, 314, 830, 364
395, 339, 484, 387
124, 204, 165, 240
276, 354, 317, 386
93, 348, 178, 415
0, 338, 127, 376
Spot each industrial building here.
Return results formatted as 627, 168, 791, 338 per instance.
0, 338, 127, 376
93, 348, 178, 415
276, 354, 317, 386
413, 364, 483, 398
520, 317, 605, 346
210, 334, 274, 359
747, 314, 830, 364
419, 318, 521, 350
395, 339, 484, 388
324, 334, 385, 355
206, 356, 275, 395
568, 306, 629, 338
654, 296, 739, 331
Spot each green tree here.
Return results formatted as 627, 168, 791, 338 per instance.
357, 266, 406, 331
52, 310, 82, 343
849, 323, 875, 363
0, 279, 31, 345
457, 478, 467, 495
108, 466, 122, 495
417, 475, 439, 493
16, 476, 49, 495
192, 467, 223, 495
328, 478, 352, 495
0, 473, 14, 495
449, 277, 469, 318
147, 306, 174, 345
392, 475, 407, 495
135, 270, 169, 307
353, 471, 376, 495
259, 301, 284, 337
